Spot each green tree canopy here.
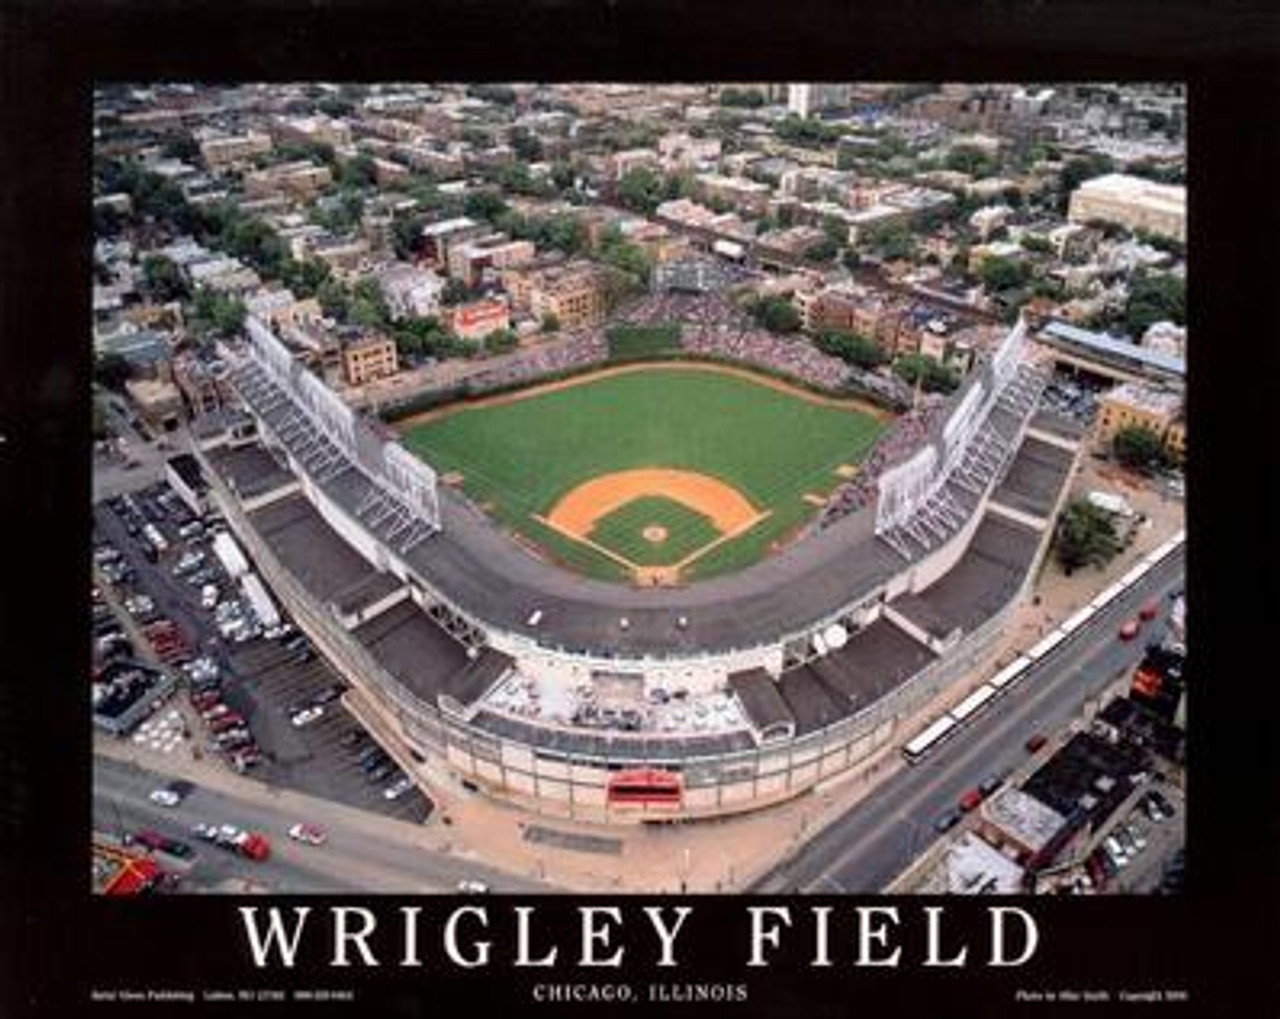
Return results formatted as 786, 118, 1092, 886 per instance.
892, 353, 960, 393
814, 329, 887, 369
750, 296, 801, 334
189, 288, 246, 339
1112, 424, 1169, 472
978, 255, 1031, 293
141, 254, 189, 303
617, 166, 665, 215
1125, 271, 1185, 337
1054, 498, 1121, 573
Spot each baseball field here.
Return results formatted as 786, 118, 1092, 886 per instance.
398, 364, 888, 584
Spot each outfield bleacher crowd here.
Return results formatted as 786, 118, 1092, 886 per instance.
466, 329, 608, 394
818, 401, 947, 527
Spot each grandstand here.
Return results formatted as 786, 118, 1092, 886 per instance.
194, 311, 1081, 822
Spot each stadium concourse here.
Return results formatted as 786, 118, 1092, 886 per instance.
184, 307, 1084, 823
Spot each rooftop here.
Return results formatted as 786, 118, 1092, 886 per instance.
1101, 380, 1184, 417
982, 786, 1068, 853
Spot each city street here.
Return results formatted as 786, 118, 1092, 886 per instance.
754, 549, 1184, 893
93, 753, 549, 894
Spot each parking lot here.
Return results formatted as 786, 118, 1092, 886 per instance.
92, 484, 432, 826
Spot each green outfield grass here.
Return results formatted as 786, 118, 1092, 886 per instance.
400, 366, 887, 581
587, 496, 721, 567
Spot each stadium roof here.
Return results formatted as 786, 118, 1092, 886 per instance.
1039, 320, 1185, 378
727, 668, 795, 735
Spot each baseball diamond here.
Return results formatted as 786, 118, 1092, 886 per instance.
399, 364, 886, 583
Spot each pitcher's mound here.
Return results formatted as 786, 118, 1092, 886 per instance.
642, 525, 669, 544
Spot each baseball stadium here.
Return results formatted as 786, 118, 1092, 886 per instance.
190, 265, 1085, 823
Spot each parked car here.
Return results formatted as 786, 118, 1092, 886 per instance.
287, 823, 328, 846
310, 684, 346, 706
1119, 619, 1141, 641
1025, 733, 1048, 754
366, 763, 394, 783
290, 706, 325, 728
934, 808, 963, 833
147, 780, 194, 807
132, 830, 194, 859
1138, 600, 1160, 621
979, 772, 1009, 797
958, 788, 984, 813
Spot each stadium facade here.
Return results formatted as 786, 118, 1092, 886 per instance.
191, 313, 1082, 822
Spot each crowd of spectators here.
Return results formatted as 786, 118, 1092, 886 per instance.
622, 290, 855, 392
466, 329, 608, 394
818, 400, 948, 527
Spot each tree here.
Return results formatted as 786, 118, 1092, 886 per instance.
441, 277, 472, 306
540, 312, 560, 333
750, 296, 801, 334
463, 189, 508, 223
1054, 499, 1121, 574
892, 353, 960, 393
189, 288, 246, 339
141, 255, 189, 303
1124, 271, 1185, 336
391, 214, 426, 261
483, 328, 519, 354
805, 237, 839, 264
509, 126, 543, 163
814, 329, 886, 369
617, 166, 665, 215
94, 352, 132, 392
719, 87, 765, 108
978, 256, 1031, 293
160, 131, 200, 162
337, 154, 378, 190
1059, 154, 1115, 211
279, 257, 332, 298
349, 277, 390, 330
467, 84, 516, 105
1112, 424, 1168, 473
316, 278, 350, 321
862, 221, 917, 261
550, 161, 576, 192
945, 144, 998, 178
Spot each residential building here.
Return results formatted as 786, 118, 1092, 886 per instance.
420, 216, 488, 269
786, 83, 851, 119
1068, 173, 1186, 242
695, 172, 772, 216
308, 235, 371, 281
607, 148, 660, 180
372, 157, 410, 187
342, 335, 400, 386
197, 130, 273, 169
243, 161, 333, 201
172, 353, 230, 418
529, 263, 608, 332
244, 288, 323, 333
125, 377, 185, 432
448, 236, 537, 288
377, 263, 446, 320
1094, 380, 1186, 461
271, 114, 353, 149
448, 297, 511, 341
657, 132, 722, 170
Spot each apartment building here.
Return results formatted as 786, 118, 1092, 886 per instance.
1094, 380, 1186, 462
243, 161, 333, 201
448, 297, 511, 341
1068, 173, 1186, 243
198, 130, 273, 170
342, 335, 400, 386
530, 264, 608, 331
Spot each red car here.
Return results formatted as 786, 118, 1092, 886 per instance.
958, 788, 984, 812
1025, 733, 1048, 754
1119, 619, 1141, 641
1138, 600, 1160, 622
